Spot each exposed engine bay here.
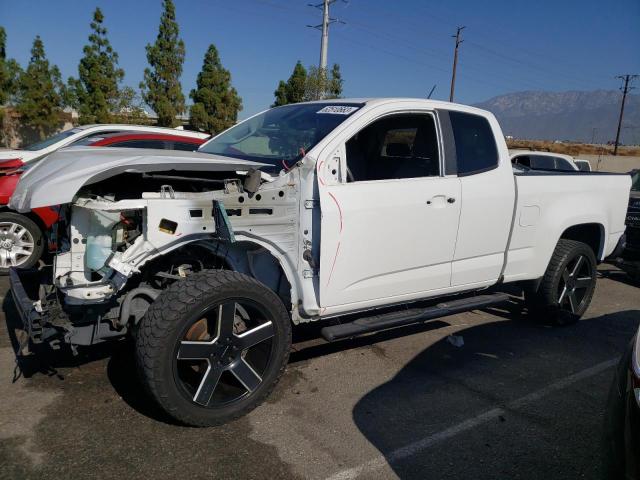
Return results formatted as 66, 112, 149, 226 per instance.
29, 165, 308, 349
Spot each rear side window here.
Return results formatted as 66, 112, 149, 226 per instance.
171, 142, 200, 151
530, 155, 556, 170
108, 140, 167, 149
449, 112, 498, 175
554, 157, 575, 171
512, 155, 531, 167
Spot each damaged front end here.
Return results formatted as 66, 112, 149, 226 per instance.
9, 147, 306, 353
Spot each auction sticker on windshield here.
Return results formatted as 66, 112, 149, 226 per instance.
317, 105, 359, 115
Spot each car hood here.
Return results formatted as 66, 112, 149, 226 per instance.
10, 147, 267, 212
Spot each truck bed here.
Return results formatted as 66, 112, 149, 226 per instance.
503, 170, 631, 282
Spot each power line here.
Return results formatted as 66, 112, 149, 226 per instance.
449, 26, 465, 102
613, 74, 639, 155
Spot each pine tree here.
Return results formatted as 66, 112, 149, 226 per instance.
140, 0, 185, 127
0, 26, 7, 107
0, 26, 22, 108
328, 63, 343, 98
271, 61, 307, 107
189, 44, 242, 134
272, 80, 288, 108
68, 8, 124, 124
15, 36, 64, 139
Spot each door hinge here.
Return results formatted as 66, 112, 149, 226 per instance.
304, 200, 319, 209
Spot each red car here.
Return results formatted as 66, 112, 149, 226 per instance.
0, 131, 208, 273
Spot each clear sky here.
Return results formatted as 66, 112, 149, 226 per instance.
1, 0, 639, 118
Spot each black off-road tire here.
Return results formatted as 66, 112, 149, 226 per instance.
135, 269, 292, 427
525, 239, 597, 326
0, 212, 44, 274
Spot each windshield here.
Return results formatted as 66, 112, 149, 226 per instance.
632, 171, 640, 192
198, 103, 362, 170
22, 128, 82, 151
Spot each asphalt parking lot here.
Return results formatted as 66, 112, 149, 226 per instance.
0, 266, 638, 480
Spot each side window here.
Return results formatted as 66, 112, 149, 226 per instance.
172, 142, 200, 151
108, 140, 166, 149
449, 111, 498, 175
530, 155, 555, 170
512, 155, 531, 167
554, 157, 574, 171
345, 114, 440, 182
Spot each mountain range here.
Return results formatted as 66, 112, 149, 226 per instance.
473, 90, 640, 144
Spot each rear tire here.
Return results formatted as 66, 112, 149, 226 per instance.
0, 212, 44, 275
136, 270, 291, 427
525, 239, 597, 325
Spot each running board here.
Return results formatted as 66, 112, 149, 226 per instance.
320, 293, 510, 342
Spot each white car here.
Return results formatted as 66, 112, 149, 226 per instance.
0, 124, 209, 164
10, 98, 631, 426
510, 150, 587, 171
574, 159, 593, 172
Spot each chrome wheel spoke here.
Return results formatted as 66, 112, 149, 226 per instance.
218, 301, 237, 338
571, 256, 585, 277
568, 291, 578, 313
236, 321, 275, 350
230, 358, 262, 392
0, 250, 8, 268
14, 239, 34, 249
178, 340, 215, 360
193, 365, 224, 406
558, 285, 568, 304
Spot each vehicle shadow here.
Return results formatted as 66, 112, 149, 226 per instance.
598, 267, 640, 289
2, 293, 176, 423
349, 309, 640, 479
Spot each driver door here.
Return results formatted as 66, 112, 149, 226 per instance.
318, 112, 461, 310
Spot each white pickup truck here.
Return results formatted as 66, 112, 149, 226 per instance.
9, 98, 630, 426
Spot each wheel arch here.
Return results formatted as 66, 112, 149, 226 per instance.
0, 206, 48, 235
559, 223, 605, 261
160, 238, 299, 322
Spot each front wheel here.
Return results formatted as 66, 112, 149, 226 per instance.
0, 212, 44, 274
136, 270, 291, 427
525, 239, 597, 325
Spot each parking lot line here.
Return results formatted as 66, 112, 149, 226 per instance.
325, 357, 620, 480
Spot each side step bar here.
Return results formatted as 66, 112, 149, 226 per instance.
320, 293, 510, 342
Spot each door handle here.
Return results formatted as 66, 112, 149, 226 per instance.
447, 197, 456, 204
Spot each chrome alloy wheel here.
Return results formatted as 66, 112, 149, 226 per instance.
174, 300, 276, 407
0, 221, 35, 268
557, 254, 595, 314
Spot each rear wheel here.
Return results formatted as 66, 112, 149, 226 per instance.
136, 270, 291, 427
0, 212, 44, 274
525, 239, 597, 325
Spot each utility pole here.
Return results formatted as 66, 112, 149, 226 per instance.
449, 26, 465, 102
613, 74, 638, 155
308, 0, 343, 71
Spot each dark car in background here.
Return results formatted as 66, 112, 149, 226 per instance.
603, 326, 640, 480
0, 131, 209, 274
618, 170, 640, 281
